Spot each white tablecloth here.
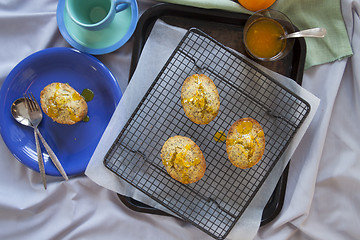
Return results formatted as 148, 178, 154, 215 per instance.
0, 0, 359, 239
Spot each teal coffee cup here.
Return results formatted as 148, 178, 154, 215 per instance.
66, 0, 131, 31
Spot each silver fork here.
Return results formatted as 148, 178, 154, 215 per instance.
24, 93, 47, 189
24, 93, 69, 183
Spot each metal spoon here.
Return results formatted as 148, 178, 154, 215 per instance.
280, 27, 327, 40
11, 97, 46, 188
11, 98, 69, 184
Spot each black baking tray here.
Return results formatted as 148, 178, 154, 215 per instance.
118, 2, 305, 228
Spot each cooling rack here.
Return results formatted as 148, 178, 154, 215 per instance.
104, 28, 310, 239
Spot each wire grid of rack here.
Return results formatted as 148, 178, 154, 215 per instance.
104, 28, 310, 239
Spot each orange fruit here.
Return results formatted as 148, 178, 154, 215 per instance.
238, 0, 276, 12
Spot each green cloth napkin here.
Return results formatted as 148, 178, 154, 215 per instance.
154, 0, 353, 69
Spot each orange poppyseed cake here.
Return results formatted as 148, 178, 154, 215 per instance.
181, 74, 220, 125
226, 118, 265, 169
161, 135, 206, 184
40, 82, 87, 125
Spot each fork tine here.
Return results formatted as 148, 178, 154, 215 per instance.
28, 93, 36, 111
24, 93, 35, 111
29, 92, 40, 111
23, 94, 31, 111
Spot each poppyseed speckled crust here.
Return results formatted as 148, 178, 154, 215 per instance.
40, 82, 88, 125
161, 135, 206, 184
226, 118, 265, 169
181, 74, 220, 125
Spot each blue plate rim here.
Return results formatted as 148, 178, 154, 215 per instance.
56, 0, 139, 55
0, 47, 122, 176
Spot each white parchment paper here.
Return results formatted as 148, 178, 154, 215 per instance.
86, 20, 320, 240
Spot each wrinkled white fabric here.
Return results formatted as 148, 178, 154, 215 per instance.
0, 0, 359, 239
256, 0, 360, 239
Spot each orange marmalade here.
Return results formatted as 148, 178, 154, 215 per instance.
245, 18, 286, 59
214, 130, 226, 142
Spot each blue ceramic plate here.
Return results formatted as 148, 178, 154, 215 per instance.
57, 0, 138, 55
0, 48, 122, 176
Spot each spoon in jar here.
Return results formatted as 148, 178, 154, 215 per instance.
280, 27, 327, 40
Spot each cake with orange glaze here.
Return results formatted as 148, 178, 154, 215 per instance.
181, 74, 220, 125
161, 135, 206, 184
40, 82, 87, 125
226, 118, 265, 169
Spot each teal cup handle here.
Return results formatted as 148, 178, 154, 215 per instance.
115, 0, 131, 12
66, 0, 131, 31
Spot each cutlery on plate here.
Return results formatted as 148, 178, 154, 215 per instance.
22, 93, 47, 189
23, 93, 69, 181
11, 94, 69, 187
